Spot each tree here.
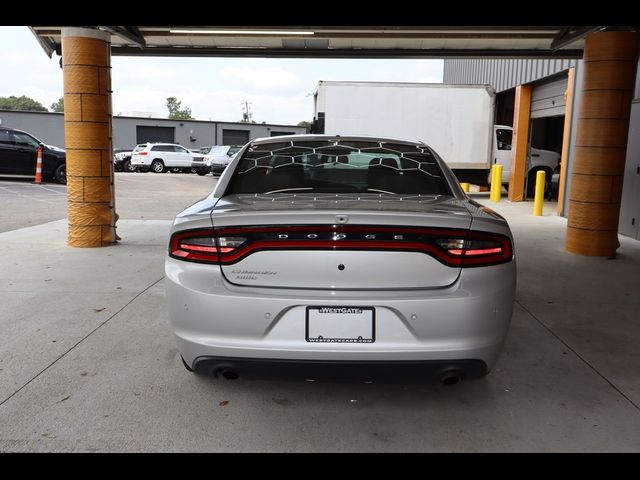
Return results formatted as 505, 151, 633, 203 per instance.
166, 97, 193, 120
0, 95, 48, 112
297, 120, 311, 130
51, 97, 64, 112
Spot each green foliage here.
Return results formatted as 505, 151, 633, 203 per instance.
297, 120, 311, 130
51, 97, 64, 112
0, 95, 48, 112
166, 97, 193, 120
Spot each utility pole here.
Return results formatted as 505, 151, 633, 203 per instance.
241, 101, 253, 122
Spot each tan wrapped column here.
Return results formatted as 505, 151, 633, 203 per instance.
507, 84, 532, 202
62, 27, 117, 247
566, 31, 638, 256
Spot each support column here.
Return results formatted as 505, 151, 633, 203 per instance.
507, 84, 532, 202
566, 31, 639, 256
557, 67, 575, 215
62, 27, 117, 247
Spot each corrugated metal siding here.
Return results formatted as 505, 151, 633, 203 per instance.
444, 58, 578, 92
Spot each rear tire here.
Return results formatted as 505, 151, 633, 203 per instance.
123, 159, 136, 172
151, 159, 165, 173
526, 169, 551, 199
54, 163, 66, 184
196, 171, 206, 176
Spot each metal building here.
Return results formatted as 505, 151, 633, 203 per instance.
444, 56, 640, 242
0, 110, 307, 151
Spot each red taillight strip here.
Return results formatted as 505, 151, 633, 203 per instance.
169, 226, 513, 267
448, 247, 502, 256
179, 243, 234, 253
216, 240, 464, 266
460, 232, 512, 266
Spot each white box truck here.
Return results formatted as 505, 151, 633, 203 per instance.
313, 81, 559, 193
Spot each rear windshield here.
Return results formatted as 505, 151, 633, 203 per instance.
133, 144, 147, 152
225, 139, 451, 196
209, 146, 230, 155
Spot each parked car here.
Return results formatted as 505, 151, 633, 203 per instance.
0, 127, 66, 183
130, 143, 198, 173
201, 145, 242, 176
166, 135, 517, 384
113, 148, 136, 172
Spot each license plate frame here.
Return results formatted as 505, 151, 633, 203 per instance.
305, 306, 375, 344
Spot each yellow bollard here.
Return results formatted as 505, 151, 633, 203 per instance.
490, 164, 503, 203
461, 182, 470, 193
533, 170, 546, 216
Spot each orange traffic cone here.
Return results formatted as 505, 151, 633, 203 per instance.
34, 145, 43, 184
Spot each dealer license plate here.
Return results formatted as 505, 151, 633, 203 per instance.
305, 306, 375, 343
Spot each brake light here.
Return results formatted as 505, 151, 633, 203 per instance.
138, 152, 148, 156
170, 229, 246, 263
169, 226, 512, 267
435, 233, 512, 267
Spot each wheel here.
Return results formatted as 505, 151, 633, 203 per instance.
526, 169, 551, 199
123, 159, 136, 172
196, 171, 206, 176
54, 163, 66, 184
151, 159, 165, 173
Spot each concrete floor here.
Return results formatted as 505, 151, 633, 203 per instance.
1, 179, 639, 452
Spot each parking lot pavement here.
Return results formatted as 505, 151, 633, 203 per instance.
1, 189, 640, 451
0, 173, 217, 233
0, 178, 67, 233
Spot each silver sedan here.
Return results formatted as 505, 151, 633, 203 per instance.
165, 135, 516, 384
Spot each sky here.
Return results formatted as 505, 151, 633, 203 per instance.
0, 26, 443, 126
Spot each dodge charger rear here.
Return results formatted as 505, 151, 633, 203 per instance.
165, 135, 516, 383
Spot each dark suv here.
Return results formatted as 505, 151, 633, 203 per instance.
0, 127, 67, 184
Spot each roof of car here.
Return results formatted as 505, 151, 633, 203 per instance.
143, 143, 184, 147
249, 134, 426, 147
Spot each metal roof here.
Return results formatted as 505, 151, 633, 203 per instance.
28, 26, 609, 59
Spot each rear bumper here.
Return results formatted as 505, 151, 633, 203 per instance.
192, 356, 487, 382
166, 258, 516, 373
210, 164, 227, 175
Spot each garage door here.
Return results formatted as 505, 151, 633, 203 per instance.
136, 126, 175, 144
270, 131, 294, 137
530, 75, 568, 119
222, 129, 250, 146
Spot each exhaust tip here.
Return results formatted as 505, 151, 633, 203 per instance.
221, 369, 239, 380
440, 370, 462, 386
213, 365, 239, 380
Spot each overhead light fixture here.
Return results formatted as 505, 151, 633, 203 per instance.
169, 29, 315, 35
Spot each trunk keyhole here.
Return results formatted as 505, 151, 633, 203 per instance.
338, 264, 345, 271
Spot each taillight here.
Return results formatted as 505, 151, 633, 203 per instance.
169, 226, 512, 267
138, 151, 148, 156
435, 232, 512, 267
169, 229, 246, 263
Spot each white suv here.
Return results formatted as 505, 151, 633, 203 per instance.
131, 143, 196, 173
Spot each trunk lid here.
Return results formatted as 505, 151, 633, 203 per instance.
211, 193, 472, 290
